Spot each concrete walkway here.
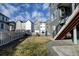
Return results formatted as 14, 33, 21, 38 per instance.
47, 40, 79, 56
52, 46, 77, 56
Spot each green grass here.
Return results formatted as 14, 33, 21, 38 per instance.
0, 36, 51, 56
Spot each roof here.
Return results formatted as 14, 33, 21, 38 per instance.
16, 19, 34, 24
16, 20, 24, 23
40, 21, 46, 23
0, 13, 9, 19
26, 20, 34, 24
8, 21, 16, 24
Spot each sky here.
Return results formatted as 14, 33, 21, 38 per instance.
0, 3, 50, 22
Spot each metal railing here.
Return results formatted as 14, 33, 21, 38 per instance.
0, 30, 26, 46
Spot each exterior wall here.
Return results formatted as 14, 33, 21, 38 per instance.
4, 23, 9, 31
46, 20, 51, 35
40, 22, 46, 35
16, 20, 34, 34
0, 13, 9, 31
50, 4, 60, 21
51, 3, 79, 40
35, 30, 40, 34
34, 20, 46, 35
9, 22, 16, 31
16, 21, 22, 31
25, 20, 32, 32
21, 23, 25, 31
34, 20, 40, 34
46, 3, 60, 36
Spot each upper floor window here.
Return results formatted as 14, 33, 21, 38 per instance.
1, 23, 4, 29
3, 17, 6, 21
2, 16, 4, 21
0, 15, 3, 20
6, 18, 8, 21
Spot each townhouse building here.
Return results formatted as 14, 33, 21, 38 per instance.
51, 3, 79, 44
0, 13, 9, 31
46, 3, 60, 36
39, 22, 46, 35
34, 19, 46, 35
16, 20, 34, 35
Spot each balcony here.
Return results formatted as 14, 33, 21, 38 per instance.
53, 5, 79, 40
57, 3, 71, 8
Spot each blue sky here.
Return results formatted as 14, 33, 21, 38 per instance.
0, 3, 50, 22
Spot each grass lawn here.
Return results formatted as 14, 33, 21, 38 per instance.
0, 36, 51, 56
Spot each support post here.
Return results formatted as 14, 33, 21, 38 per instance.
73, 26, 77, 44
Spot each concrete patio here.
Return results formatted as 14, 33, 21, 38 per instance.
47, 40, 79, 56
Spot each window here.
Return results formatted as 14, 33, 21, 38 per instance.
6, 18, 8, 21
1, 23, 4, 29
0, 15, 2, 20
2, 17, 4, 21
4, 17, 6, 21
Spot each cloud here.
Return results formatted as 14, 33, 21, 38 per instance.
15, 11, 31, 21
0, 4, 10, 17
17, 4, 30, 12
0, 3, 49, 22
32, 11, 38, 18
0, 4, 18, 17
24, 4, 30, 8
46, 11, 50, 18
33, 4, 42, 10
43, 3, 49, 10
15, 15, 25, 21
39, 17, 47, 22
32, 10, 47, 22
25, 11, 31, 20
32, 11, 44, 18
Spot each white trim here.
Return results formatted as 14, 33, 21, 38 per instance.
73, 26, 77, 44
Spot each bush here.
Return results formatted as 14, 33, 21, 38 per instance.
36, 33, 40, 36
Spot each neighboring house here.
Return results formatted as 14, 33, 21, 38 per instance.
34, 20, 40, 34
46, 20, 51, 36
0, 13, 9, 32
8, 21, 16, 31
39, 22, 46, 35
16, 20, 23, 31
16, 20, 34, 35
34, 19, 46, 35
46, 3, 60, 36
46, 19, 60, 36
25, 20, 34, 32
51, 3, 79, 44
